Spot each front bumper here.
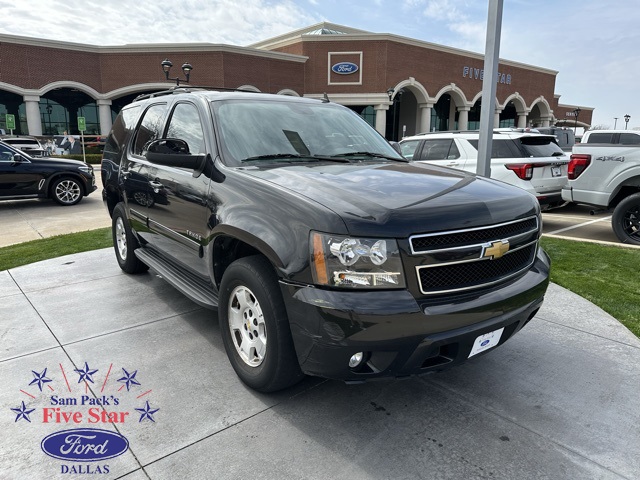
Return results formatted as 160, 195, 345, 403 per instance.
280, 247, 550, 382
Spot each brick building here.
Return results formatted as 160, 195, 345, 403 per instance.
0, 22, 592, 139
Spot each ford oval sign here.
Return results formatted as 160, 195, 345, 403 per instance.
332, 62, 359, 75
41, 428, 129, 462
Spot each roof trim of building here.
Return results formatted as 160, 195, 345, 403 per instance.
0, 33, 308, 62
251, 22, 558, 76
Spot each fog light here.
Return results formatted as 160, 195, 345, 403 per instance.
349, 352, 364, 368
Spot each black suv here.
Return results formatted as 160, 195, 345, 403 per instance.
0, 141, 96, 205
102, 88, 550, 392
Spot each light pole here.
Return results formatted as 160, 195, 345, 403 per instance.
573, 108, 581, 134
624, 114, 631, 130
161, 59, 193, 86
614, 117, 618, 129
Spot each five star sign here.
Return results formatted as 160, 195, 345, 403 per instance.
11, 401, 35, 423
74, 362, 98, 384
135, 401, 159, 422
117, 368, 141, 391
29, 368, 52, 391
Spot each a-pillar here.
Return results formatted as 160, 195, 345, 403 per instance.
418, 103, 433, 133
457, 106, 470, 131
517, 112, 527, 128
97, 99, 113, 136
24, 95, 42, 136
374, 104, 390, 136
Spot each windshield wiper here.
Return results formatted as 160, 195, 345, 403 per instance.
551, 151, 566, 157
330, 151, 408, 162
242, 153, 350, 163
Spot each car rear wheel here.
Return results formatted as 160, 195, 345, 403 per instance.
112, 203, 149, 273
612, 193, 640, 245
51, 177, 83, 206
219, 255, 303, 392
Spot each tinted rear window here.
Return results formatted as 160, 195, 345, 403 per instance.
586, 133, 614, 143
468, 139, 521, 158
619, 133, 640, 145
518, 136, 565, 157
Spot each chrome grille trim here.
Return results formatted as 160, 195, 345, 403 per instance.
409, 215, 539, 255
410, 216, 540, 295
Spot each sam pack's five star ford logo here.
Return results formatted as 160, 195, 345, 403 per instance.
9, 361, 159, 475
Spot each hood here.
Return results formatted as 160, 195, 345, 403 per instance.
31, 156, 89, 168
241, 161, 539, 237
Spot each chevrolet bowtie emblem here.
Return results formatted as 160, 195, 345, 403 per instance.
482, 240, 510, 260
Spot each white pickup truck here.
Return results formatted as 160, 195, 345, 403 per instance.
561, 129, 640, 244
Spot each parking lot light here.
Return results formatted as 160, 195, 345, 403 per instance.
161, 59, 192, 86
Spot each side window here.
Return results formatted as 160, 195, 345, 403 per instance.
400, 140, 421, 160
132, 104, 167, 156
493, 140, 520, 158
165, 103, 206, 155
104, 106, 141, 161
619, 133, 640, 145
0, 144, 15, 162
420, 139, 457, 160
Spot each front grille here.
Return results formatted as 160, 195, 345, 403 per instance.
410, 217, 537, 253
417, 244, 536, 294
410, 216, 540, 295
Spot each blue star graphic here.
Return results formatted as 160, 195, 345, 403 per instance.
29, 368, 52, 391
117, 368, 141, 391
11, 401, 36, 423
135, 400, 159, 423
74, 362, 98, 384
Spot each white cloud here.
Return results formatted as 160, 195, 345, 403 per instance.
0, 0, 319, 46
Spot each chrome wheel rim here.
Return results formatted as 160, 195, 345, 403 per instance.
115, 216, 128, 261
228, 285, 267, 367
55, 180, 81, 204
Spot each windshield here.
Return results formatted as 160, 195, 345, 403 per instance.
211, 99, 402, 164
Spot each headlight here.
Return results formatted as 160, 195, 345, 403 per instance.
310, 232, 406, 289
78, 165, 93, 174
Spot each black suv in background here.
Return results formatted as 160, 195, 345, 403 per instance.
102, 88, 550, 392
0, 141, 96, 205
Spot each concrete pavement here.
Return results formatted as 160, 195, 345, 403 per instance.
1, 248, 639, 479
0, 171, 110, 248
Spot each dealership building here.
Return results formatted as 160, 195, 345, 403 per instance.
0, 22, 593, 140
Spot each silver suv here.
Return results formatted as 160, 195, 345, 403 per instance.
400, 130, 569, 210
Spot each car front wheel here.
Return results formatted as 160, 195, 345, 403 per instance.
51, 177, 83, 205
612, 193, 640, 245
112, 203, 149, 273
219, 255, 303, 392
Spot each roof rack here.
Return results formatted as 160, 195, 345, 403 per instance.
132, 85, 312, 103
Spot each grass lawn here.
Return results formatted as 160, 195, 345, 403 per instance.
0, 230, 637, 339
0, 228, 113, 272
540, 237, 640, 338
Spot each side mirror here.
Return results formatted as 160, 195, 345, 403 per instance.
12, 154, 24, 164
389, 141, 402, 155
144, 138, 204, 170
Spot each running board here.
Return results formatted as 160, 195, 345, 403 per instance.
134, 248, 218, 309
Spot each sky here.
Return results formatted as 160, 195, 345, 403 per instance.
0, 0, 638, 129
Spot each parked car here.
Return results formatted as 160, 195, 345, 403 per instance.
102, 88, 549, 392
0, 141, 96, 205
562, 129, 640, 244
0, 136, 48, 157
399, 130, 569, 210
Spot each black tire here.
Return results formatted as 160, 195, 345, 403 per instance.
612, 193, 640, 245
51, 176, 84, 206
219, 255, 303, 392
112, 203, 149, 273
